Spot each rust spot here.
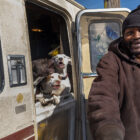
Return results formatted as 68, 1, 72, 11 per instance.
16, 93, 23, 103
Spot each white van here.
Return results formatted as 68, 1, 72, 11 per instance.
0, 0, 130, 139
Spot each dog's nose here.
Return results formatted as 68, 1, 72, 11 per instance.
55, 80, 60, 85
59, 57, 63, 61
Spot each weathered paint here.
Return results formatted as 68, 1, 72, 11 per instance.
0, 0, 35, 138
1, 125, 35, 140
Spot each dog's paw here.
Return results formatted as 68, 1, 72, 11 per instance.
40, 98, 47, 105
70, 92, 74, 97
53, 95, 60, 104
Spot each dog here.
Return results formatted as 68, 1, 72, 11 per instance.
35, 73, 66, 105
33, 54, 72, 105
53, 54, 72, 91
53, 54, 71, 75
32, 57, 54, 80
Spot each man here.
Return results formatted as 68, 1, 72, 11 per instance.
88, 5, 140, 140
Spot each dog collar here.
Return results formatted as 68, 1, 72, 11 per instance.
61, 74, 68, 80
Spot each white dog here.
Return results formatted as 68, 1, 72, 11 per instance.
53, 54, 71, 75
53, 54, 71, 91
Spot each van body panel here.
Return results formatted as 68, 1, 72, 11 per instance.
0, 0, 35, 138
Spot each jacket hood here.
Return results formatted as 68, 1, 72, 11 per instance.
108, 37, 140, 65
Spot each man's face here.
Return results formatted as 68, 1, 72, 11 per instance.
124, 27, 140, 56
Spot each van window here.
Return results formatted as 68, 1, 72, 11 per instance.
0, 40, 4, 93
89, 21, 120, 73
25, 2, 74, 140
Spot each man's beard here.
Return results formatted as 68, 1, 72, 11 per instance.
123, 38, 140, 57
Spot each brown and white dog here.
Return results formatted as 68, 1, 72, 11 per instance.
32, 57, 54, 80
35, 73, 65, 105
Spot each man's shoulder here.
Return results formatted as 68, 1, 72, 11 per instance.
101, 51, 119, 63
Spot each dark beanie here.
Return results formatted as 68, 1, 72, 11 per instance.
122, 5, 140, 34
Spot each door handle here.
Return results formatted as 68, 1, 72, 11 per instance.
82, 73, 97, 78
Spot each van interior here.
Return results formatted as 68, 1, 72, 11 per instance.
25, 2, 75, 140
25, 2, 70, 60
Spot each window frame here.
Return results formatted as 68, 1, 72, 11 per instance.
0, 40, 4, 93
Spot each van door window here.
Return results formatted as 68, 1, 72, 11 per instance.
89, 21, 120, 73
78, 11, 129, 76
0, 40, 4, 93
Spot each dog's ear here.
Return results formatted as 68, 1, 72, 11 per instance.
68, 57, 72, 65
63, 54, 72, 65
33, 76, 45, 86
47, 68, 55, 75
45, 75, 52, 82
52, 55, 57, 61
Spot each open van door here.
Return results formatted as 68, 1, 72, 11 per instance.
75, 8, 130, 140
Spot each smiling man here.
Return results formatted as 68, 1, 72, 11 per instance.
88, 5, 140, 140
124, 27, 140, 61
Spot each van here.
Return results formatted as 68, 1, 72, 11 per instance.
0, 0, 130, 139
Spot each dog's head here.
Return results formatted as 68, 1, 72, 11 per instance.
53, 54, 71, 70
40, 73, 63, 93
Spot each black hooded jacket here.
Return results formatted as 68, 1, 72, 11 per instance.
88, 37, 140, 140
